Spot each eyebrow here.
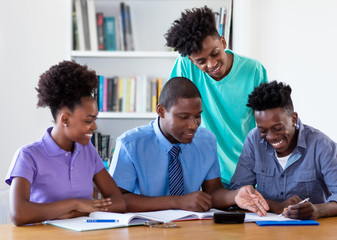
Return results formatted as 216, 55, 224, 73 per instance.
194, 48, 218, 62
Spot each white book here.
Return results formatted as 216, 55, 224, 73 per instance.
44, 208, 220, 232
87, 0, 98, 51
74, 0, 85, 50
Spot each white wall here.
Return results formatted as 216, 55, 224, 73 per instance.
0, 0, 70, 190
233, 0, 337, 141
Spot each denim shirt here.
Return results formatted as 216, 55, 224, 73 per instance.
230, 119, 337, 204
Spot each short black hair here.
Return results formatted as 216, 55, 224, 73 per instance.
165, 6, 219, 57
247, 81, 294, 113
159, 77, 201, 111
36, 60, 98, 120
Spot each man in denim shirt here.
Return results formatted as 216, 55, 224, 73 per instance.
230, 81, 337, 219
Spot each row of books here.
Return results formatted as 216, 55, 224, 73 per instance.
91, 132, 114, 170
91, 131, 114, 199
215, 0, 232, 48
73, 0, 134, 51
95, 75, 163, 113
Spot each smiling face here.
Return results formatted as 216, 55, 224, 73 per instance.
158, 97, 202, 144
188, 35, 233, 81
255, 107, 298, 157
54, 96, 99, 151
65, 96, 98, 145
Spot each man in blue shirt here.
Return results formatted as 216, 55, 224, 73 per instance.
110, 77, 269, 215
230, 81, 337, 219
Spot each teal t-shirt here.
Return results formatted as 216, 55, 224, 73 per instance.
169, 49, 268, 186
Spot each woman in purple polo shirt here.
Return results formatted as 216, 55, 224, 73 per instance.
5, 61, 126, 226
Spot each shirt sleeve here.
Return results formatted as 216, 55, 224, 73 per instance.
5, 148, 36, 185
320, 138, 337, 203
229, 131, 258, 190
109, 137, 137, 193
204, 133, 221, 180
254, 62, 269, 86
169, 55, 188, 79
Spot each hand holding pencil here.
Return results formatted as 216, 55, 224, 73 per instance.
282, 197, 319, 220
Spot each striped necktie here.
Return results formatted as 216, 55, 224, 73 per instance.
168, 145, 184, 195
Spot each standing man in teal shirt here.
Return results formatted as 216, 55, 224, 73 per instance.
165, 6, 268, 186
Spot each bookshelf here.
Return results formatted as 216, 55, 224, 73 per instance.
70, 0, 230, 143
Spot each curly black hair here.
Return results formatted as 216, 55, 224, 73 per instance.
36, 60, 98, 120
159, 77, 201, 111
165, 6, 219, 57
247, 81, 294, 113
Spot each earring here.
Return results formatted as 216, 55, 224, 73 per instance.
64, 123, 67, 127
293, 123, 297, 127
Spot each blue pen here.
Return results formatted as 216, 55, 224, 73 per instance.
85, 219, 119, 223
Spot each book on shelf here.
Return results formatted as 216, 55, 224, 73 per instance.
87, 0, 98, 51
91, 132, 113, 170
74, 0, 85, 50
216, 1, 232, 48
44, 209, 220, 232
120, 2, 134, 51
98, 75, 104, 111
103, 77, 108, 112
104, 16, 117, 51
72, 3, 79, 50
125, 4, 134, 51
96, 12, 105, 50
80, 0, 91, 50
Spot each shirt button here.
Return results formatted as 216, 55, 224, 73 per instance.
280, 192, 284, 195
71, 167, 74, 170
65, 153, 68, 156
281, 174, 284, 178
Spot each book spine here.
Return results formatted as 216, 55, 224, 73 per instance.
117, 77, 124, 112
74, 0, 85, 50
151, 78, 157, 112
107, 78, 114, 111
96, 12, 105, 50
112, 77, 118, 112
120, 2, 127, 51
129, 77, 136, 112
126, 4, 134, 51
87, 0, 98, 51
103, 77, 108, 112
98, 75, 104, 111
104, 16, 117, 51
80, 0, 91, 50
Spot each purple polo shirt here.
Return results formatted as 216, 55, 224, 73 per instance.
5, 127, 104, 203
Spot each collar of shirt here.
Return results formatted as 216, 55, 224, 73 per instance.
153, 117, 183, 153
42, 127, 82, 157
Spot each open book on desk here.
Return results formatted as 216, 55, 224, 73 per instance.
44, 208, 221, 232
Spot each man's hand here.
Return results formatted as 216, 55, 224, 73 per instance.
235, 185, 269, 216
283, 201, 319, 220
175, 191, 212, 212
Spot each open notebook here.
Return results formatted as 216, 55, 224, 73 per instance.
44, 208, 220, 232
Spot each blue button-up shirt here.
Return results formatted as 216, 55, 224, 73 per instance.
230, 119, 337, 203
109, 117, 220, 196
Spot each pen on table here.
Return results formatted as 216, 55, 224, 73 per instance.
85, 219, 119, 223
278, 198, 310, 217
